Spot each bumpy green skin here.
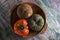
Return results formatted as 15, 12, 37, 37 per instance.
17, 4, 33, 18
28, 14, 44, 32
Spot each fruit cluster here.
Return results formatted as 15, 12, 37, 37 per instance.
14, 4, 44, 37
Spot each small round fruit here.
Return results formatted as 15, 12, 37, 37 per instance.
28, 14, 44, 32
17, 4, 33, 18
14, 19, 29, 37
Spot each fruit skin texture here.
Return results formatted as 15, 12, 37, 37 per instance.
14, 19, 29, 37
17, 4, 33, 18
28, 14, 44, 32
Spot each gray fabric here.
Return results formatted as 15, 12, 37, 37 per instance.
0, 0, 60, 40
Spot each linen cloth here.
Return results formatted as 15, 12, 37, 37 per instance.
0, 0, 60, 40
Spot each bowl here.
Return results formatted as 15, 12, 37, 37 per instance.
10, 2, 47, 38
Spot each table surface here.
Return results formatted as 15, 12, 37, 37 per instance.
0, 0, 60, 40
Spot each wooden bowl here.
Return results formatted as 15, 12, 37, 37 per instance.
10, 2, 47, 38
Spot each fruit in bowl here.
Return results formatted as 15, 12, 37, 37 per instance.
17, 4, 33, 18
10, 2, 47, 38
28, 14, 44, 32
14, 19, 29, 37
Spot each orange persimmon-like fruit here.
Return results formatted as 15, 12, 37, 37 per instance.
14, 19, 29, 37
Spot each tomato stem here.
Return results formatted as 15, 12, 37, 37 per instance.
18, 25, 24, 30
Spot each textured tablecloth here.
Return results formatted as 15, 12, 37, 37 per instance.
0, 0, 60, 40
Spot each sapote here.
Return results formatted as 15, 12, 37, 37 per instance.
28, 14, 44, 32
17, 4, 33, 18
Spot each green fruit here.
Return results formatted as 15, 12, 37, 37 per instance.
28, 14, 44, 32
17, 4, 33, 18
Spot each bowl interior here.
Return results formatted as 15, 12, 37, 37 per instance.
10, 2, 46, 38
